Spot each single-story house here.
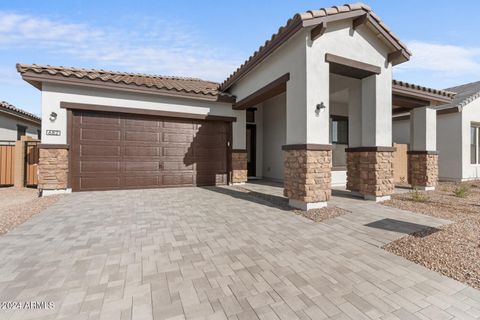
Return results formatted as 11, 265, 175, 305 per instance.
0, 101, 41, 142
17, 3, 452, 208
394, 81, 480, 182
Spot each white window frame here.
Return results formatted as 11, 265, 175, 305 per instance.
471, 124, 480, 165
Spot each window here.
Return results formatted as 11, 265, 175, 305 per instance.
330, 117, 348, 144
471, 125, 479, 164
37, 129, 41, 140
17, 125, 26, 141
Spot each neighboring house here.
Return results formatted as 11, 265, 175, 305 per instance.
0, 101, 41, 142
17, 3, 450, 209
394, 81, 480, 182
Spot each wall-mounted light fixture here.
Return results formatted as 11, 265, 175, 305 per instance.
49, 112, 57, 122
315, 102, 326, 115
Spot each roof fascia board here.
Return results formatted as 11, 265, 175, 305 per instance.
392, 85, 453, 104
301, 10, 365, 27
21, 73, 235, 104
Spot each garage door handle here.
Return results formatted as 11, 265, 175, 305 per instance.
159, 163, 163, 170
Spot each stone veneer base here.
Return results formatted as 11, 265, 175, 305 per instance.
289, 199, 327, 211
231, 150, 248, 184
283, 147, 332, 206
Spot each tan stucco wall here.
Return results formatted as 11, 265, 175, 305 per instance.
0, 113, 39, 141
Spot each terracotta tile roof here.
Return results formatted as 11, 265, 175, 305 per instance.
220, 2, 411, 90
0, 101, 41, 123
435, 80, 480, 112
392, 80, 456, 99
16, 64, 234, 101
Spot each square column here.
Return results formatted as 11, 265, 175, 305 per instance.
408, 107, 438, 190
346, 72, 395, 201
283, 56, 331, 210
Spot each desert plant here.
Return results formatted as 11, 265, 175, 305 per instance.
409, 187, 429, 202
453, 184, 470, 198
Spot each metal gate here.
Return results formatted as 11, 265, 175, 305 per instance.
25, 141, 39, 186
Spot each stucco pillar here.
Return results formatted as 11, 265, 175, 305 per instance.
408, 107, 438, 190
231, 110, 247, 184
346, 73, 395, 201
283, 59, 332, 210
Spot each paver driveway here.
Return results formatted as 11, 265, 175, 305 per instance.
0, 186, 479, 320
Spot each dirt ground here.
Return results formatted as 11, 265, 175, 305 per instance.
383, 182, 480, 289
0, 187, 62, 234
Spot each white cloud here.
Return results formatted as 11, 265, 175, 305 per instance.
0, 11, 242, 82
397, 40, 480, 77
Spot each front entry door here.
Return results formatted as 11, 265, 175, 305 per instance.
246, 124, 256, 177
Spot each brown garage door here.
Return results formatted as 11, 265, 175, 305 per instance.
71, 110, 229, 191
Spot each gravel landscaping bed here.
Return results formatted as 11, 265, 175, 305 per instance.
0, 187, 62, 234
234, 186, 348, 222
383, 182, 480, 289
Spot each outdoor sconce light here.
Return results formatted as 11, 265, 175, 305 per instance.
49, 112, 57, 122
315, 102, 326, 115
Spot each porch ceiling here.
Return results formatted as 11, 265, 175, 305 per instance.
392, 80, 456, 114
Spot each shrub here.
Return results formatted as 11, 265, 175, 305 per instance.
453, 184, 470, 198
410, 187, 429, 202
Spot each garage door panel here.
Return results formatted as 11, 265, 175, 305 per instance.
163, 147, 190, 156
124, 118, 160, 128
79, 176, 121, 190
124, 176, 160, 187
81, 128, 121, 141
124, 146, 160, 157
163, 121, 195, 130
76, 112, 121, 126
162, 174, 195, 186
124, 161, 159, 171
80, 145, 121, 157
163, 133, 194, 143
125, 131, 159, 142
81, 161, 121, 173
162, 161, 194, 171
72, 110, 229, 191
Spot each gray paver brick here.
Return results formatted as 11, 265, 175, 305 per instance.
0, 185, 477, 320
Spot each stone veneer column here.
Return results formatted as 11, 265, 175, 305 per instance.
408, 151, 438, 190
346, 147, 395, 201
38, 145, 69, 195
282, 144, 332, 210
231, 150, 247, 184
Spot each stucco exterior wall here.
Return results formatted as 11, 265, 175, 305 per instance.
0, 114, 40, 141
392, 119, 410, 145
437, 112, 462, 181
262, 93, 286, 181
41, 82, 245, 148
229, 31, 308, 145
461, 98, 480, 180
313, 19, 393, 147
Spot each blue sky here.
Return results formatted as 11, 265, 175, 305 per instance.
1, 0, 479, 115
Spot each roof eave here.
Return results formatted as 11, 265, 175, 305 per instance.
21, 72, 235, 104
221, 9, 410, 91
0, 108, 41, 125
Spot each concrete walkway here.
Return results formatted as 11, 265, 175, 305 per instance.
0, 185, 479, 320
